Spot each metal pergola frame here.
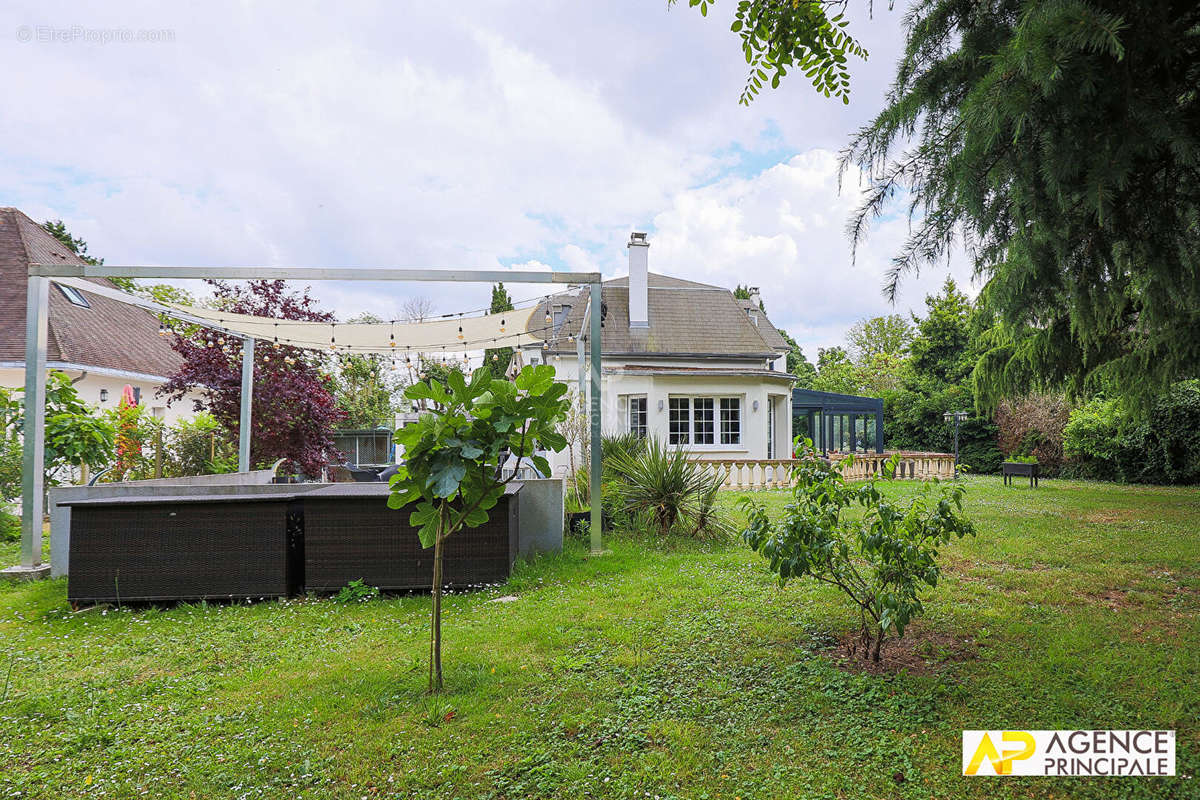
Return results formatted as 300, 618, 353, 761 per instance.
15, 264, 606, 576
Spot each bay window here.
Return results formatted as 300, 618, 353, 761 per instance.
669, 396, 741, 446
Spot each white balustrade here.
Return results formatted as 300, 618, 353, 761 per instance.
693, 451, 956, 490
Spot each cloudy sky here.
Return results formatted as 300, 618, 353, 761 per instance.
2, 1, 973, 357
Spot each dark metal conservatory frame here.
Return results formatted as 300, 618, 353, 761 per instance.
791, 388, 884, 455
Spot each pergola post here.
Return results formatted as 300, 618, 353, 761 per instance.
238, 338, 254, 473
874, 407, 884, 454
18, 276, 49, 571
588, 280, 603, 554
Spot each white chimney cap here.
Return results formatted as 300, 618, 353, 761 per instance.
629, 232, 649, 245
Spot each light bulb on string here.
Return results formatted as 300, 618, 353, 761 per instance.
499, 318, 506, 333
457, 325, 464, 341
158, 321, 166, 336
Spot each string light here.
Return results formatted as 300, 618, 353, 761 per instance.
329, 324, 337, 351
457, 325, 464, 340
158, 321, 166, 336
499, 318, 506, 333
389, 322, 396, 348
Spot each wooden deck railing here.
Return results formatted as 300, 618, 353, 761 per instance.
693, 451, 956, 490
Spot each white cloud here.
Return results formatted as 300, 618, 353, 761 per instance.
2, 0, 961, 357
647, 150, 977, 357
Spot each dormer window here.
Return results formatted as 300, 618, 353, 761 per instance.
552, 303, 572, 333
57, 284, 91, 308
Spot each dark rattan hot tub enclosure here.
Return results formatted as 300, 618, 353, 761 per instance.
302, 484, 519, 592
67, 496, 300, 604
65, 484, 520, 603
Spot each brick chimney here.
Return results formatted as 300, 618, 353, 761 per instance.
628, 231, 649, 329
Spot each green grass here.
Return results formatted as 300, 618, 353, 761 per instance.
0, 476, 1197, 799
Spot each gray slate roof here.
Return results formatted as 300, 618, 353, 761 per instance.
528, 273, 788, 359
737, 299, 789, 351
0, 208, 184, 379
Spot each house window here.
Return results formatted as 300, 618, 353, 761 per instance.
668, 397, 690, 444
720, 398, 741, 445
553, 304, 572, 334
57, 284, 90, 308
669, 396, 740, 446
628, 395, 647, 438
693, 398, 714, 444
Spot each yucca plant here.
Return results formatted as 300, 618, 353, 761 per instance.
693, 467, 733, 540
609, 437, 714, 537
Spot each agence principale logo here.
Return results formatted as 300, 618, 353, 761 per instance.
963, 730, 1175, 777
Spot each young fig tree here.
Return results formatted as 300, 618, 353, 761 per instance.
742, 441, 975, 662
388, 364, 569, 692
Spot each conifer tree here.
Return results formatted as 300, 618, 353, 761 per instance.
840, 0, 1200, 404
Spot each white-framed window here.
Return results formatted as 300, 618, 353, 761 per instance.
669, 396, 741, 446
627, 395, 648, 438
720, 398, 741, 445
668, 397, 690, 444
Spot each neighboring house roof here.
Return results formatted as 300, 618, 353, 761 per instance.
0, 207, 183, 380
737, 299, 789, 352
528, 272, 785, 359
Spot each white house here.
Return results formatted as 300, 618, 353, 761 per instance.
521, 232, 796, 475
0, 207, 194, 423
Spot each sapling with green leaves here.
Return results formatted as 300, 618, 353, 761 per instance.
388, 364, 569, 692
741, 440, 975, 662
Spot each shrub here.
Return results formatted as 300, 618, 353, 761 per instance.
165, 413, 236, 477
742, 442, 975, 662
600, 432, 647, 467
883, 381, 1003, 473
1122, 381, 1200, 485
609, 437, 731, 539
995, 393, 1071, 472
334, 578, 379, 603
1064, 383, 1200, 485
566, 433, 650, 520
0, 438, 20, 503
0, 510, 19, 543
1062, 396, 1127, 479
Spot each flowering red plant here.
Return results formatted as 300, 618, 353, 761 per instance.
159, 280, 346, 476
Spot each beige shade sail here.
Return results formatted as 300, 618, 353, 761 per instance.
169, 303, 551, 353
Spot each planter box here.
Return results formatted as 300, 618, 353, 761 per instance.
1002, 461, 1041, 487
302, 483, 520, 592
66, 495, 300, 604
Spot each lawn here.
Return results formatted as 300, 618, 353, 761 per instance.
0, 476, 1197, 799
